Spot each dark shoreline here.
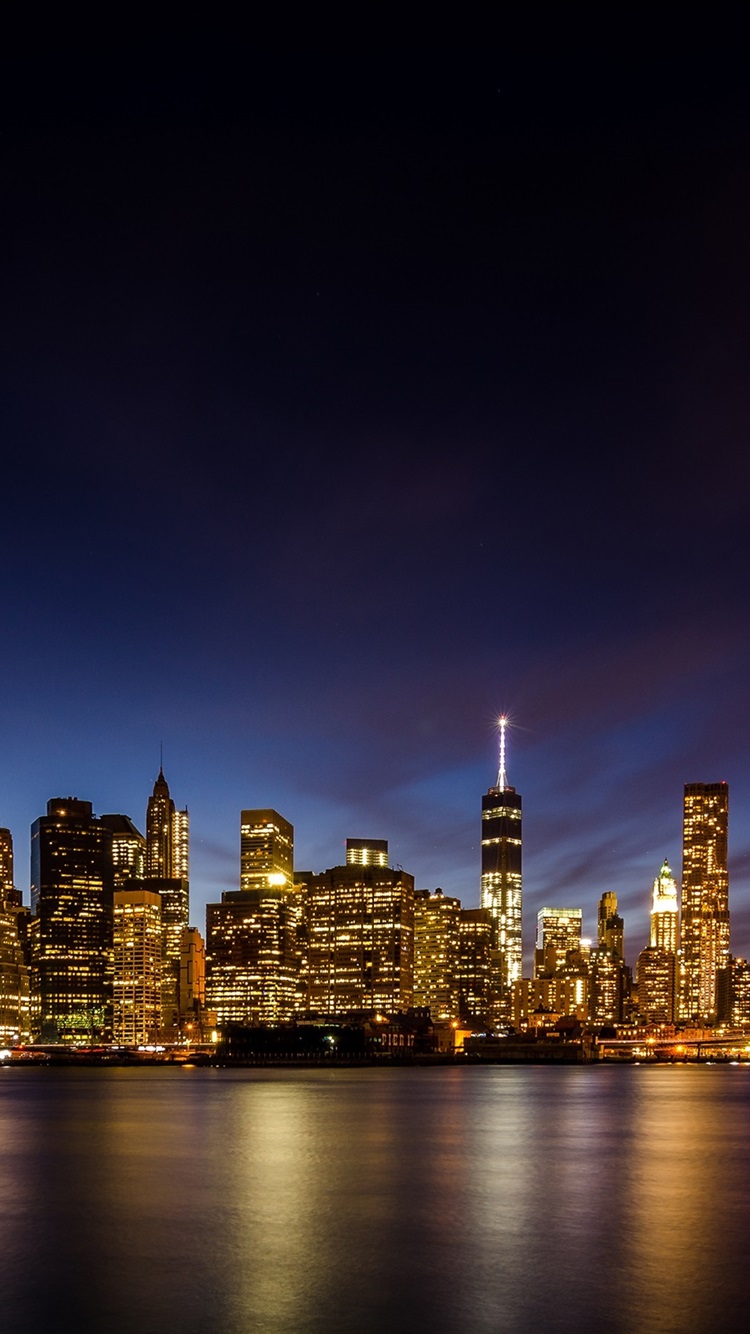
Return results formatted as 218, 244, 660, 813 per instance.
4, 1051, 747, 1069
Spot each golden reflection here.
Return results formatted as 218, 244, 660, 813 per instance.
3, 1065, 750, 1333
616, 1067, 749, 1328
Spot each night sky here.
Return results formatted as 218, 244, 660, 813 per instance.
2, 36, 749, 971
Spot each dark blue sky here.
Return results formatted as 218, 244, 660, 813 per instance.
2, 35, 749, 970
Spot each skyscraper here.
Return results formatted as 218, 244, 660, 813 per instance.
345, 839, 389, 868
1, 827, 21, 907
144, 769, 190, 1035
413, 888, 460, 1021
598, 891, 624, 959
0, 827, 31, 1042
100, 814, 146, 886
680, 782, 730, 1024
206, 810, 302, 1026
206, 890, 302, 1026
179, 926, 213, 1038
534, 907, 583, 978
172, 808, 189, 882
31, 798, 114, 1042
146, 768, 173, 878
240, 809, 294, 892
480, 717, 522, 1022
588, 947, 625, 1026
636, 946, 677, 1026
146, 768, 188, 882
113, 886, 162, 1044
457, 907, 493, 1027
728, 957, 750, 1027
589, 891, 626, 1026
634, 864, 681, 1026
154, 874, 190, 1035
302, 839, 414, 1016
650, 859, 679, 953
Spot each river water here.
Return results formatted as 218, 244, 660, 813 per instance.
1, 1063, 749, 1333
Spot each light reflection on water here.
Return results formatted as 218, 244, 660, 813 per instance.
1, 1065, 749, 1333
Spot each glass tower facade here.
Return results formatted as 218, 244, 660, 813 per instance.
480, 731, 522, 1018
206, 810, 301, 1026
31, 798, 114, 1042
302, 844, 414, 1016
680, 782, 730, 1024
457, 907, 492, 1026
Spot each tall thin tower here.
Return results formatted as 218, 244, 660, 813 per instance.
680, 782, 729, 1024
146, 768, 176, 879
144, 767, 190, 1034
0, 827, 18, 904
480, 717, 522, 1022
650, 859, 679, 953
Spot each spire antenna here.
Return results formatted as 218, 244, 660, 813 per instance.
497, 715, 509, 791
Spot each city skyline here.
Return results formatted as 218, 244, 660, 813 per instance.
4, 31, 750, 1334
1, 740, 745, 974
3, 763, 739, 1041
2, 44, 749, 974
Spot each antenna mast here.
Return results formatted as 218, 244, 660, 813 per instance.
497, 715, 509, 791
